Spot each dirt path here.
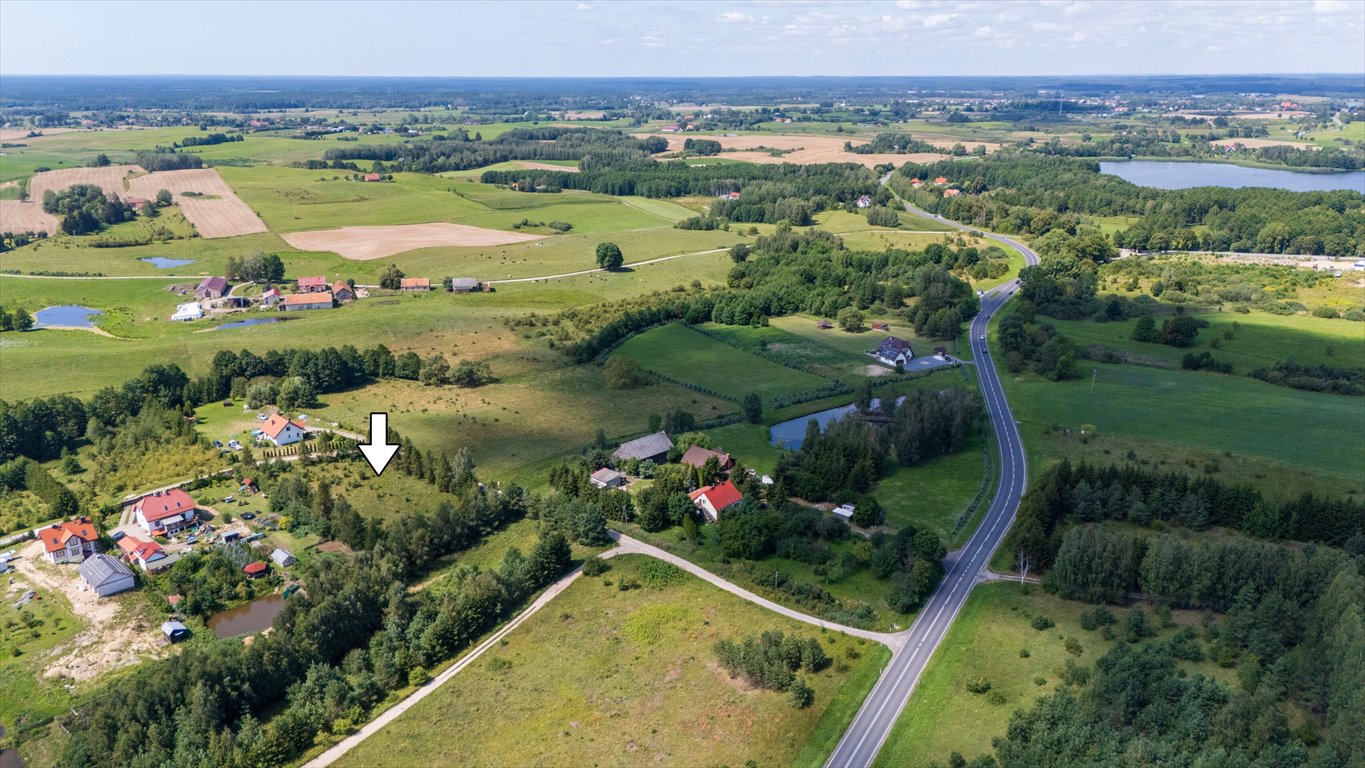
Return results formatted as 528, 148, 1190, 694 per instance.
489, 246, 729, 284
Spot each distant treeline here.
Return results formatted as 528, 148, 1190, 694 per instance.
176, 132, 243, 148
846, 132, 944, 155
323, 127, 664, 173
1030, 124, 1364, 170
899, 154, 1365, 256
482, 159, 877, 200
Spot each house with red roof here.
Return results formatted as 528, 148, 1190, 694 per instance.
943, 189, 961, 198
117, 535, 167, 572
261, 413, 307, 447
260, 288, 281, 307
297, 276, 328, 293
689, 480, 744, 522
399, 277, 431, 292
364, 172, 382, 182
195, 276, 229, 300
38, 517, 100, 564
243, 561, 269, 578
134, 489, 199, 536
932, 176, 949, 185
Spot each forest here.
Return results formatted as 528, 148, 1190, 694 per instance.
323, 126, 666, 173
41, 184, 135, 235
899, 154, 1365, 256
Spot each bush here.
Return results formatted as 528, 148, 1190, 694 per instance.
789, 678, 814, 708
965, 675, 992, 694
1031, 615, 1055, 631
581, 557, 610, 576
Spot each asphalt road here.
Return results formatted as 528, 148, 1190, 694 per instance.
822, 191, 1039, 768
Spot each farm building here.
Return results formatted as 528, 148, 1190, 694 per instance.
680, 445, 733, 472
134, 489, 199, 536
297, 276, 328, 293
590, 468, 626, 489
873, 336, 914, 367
871, 322, 889, 331
331, 281, 356, 301
943, 189, 961, 198
612, 431, 674, 464
117, 535, 167, 571
161, 621, 190, 643
171, 302, 204, 321
261, 414, 307, 447
364, 172, 382, 182
260, 288, 281, 307
80, 554, 136, 597
280, 292, 333, 311
689, 481, 744, 522
38, 517, 99, 565
195, 276, 228, 300
400, 277, 431, 292
243, 561, 269, 579
833, 503, 856, 521
448, 278, 481, 293
271, 548, 296, 567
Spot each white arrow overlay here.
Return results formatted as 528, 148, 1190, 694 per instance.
358, 412, 399, 476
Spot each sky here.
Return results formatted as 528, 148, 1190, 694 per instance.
1, 0, 1363, 78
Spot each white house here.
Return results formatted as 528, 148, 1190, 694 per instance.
688, 480, 744, 522
856, 195, 873, 208
833, 503, 856, 521
873, 336, 914, 367
80, 554, 136, 597
261, 414, 307, 446
171, 302, 203, 322
134, 489, 199, 536
38, 518, 99, 564
117, 535, 167, 571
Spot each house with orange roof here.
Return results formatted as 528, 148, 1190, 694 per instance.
933, 176, 949, 184
331, 280, 356, 302
117, 535, 168, 571
688, 480, 744, 522
297, 276, 328, 293
38, 517, 100, 564
399, 277, 431, 292
943, 189, 962, 198
134, 489, 199, 536
261, 413, 307, 447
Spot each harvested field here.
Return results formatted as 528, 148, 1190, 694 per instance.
126, 168, 268, 238
26, 165, 140, 201
639, 133, 996, 167
1211, 137, 1317, 149
515, 161, 581, 172
0, 127, 77, 142
281, 222, 546, 260
0, 200, 59, 233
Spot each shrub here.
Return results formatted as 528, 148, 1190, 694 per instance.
581, 557, 610, 576
965, 675, 992, 694
1031, 615, 1055, 631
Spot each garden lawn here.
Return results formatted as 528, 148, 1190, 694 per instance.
877, 433, 988, 548
334, 554, 891, 768
0, 580, 82, 734
872, 582, 1224, 768
614, 323, 835, 404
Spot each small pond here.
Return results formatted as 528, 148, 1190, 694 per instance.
33, 305, 101, 328
208, 593, 285, 638
216, 317, 283, 330
769, 396, 904, 450
1099, 160, 1365, 193
140, 256, 195, 269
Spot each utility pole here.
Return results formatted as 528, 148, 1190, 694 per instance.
1091, 368, 1097, 393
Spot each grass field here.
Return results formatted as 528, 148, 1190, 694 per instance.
872, 582, 1227, 768
1000, 357, 1365, 497
1051, 309, 1365, 375
614, 323, 836, 404
0, 581, 82, 733
335, 554, 891, 768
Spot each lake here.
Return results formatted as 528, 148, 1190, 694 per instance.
1100, 161, 1365, 193
216, 317, 283, 330
769, 396, 904, 450
33, 305, 101, 328
140, 256, 195, 269
208, 593, 285, 638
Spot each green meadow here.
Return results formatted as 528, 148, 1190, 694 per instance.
335, 554, 891, 768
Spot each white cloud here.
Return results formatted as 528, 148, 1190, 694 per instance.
920, 12, 959, 27
575, 2, 591, 10
718, 11, 754, 23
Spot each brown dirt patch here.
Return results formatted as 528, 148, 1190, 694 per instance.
0, 127, 77, 142
126, 168, 268, 238
9, 540, 169, 683
1211, 137, 1317, 150
26, 165, 141, 201
638, 133, 996, 168
0, 200, 59, 234
281, 222, 546, 260
516, 161, 581, 173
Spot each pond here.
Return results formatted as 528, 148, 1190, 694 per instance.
216, 317, 283, 330
769, 396, 904, 450
1100, 161, 1365, 193
33, 305, 101, 328
140, 256, 195, 269
208, 593, 285, 638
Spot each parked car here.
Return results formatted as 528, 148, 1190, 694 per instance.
256, 413, 268, 421
242, 513, 256, 520
223, 496, 235, 503
110, 531, 126, 541
212, 440, 223, 448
